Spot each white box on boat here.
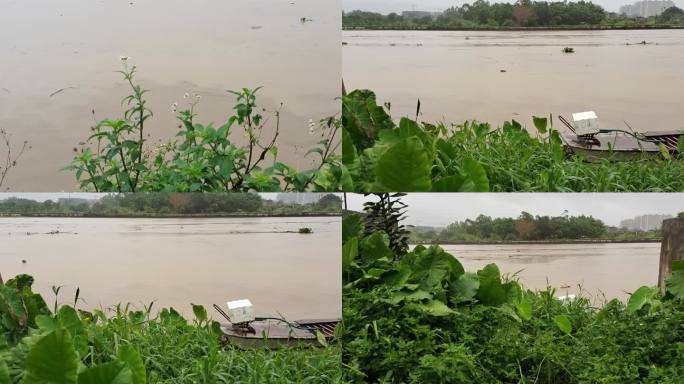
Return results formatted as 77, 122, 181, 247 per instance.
226, 299, 255, 323
572, 111, 599, 136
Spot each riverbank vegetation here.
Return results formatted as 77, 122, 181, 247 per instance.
0, 274, 341, 383
342, 194, 684, 383
65, 61, 345, 193
342, 1, 684, 29
0, 193, 342, 217
409, 212, 664, 243
342, 90, 684, 192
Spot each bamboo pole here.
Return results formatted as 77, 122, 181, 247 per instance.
658, 218, 684, 292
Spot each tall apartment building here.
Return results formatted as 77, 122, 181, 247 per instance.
619, 214, 673, 231
619, 0, 675, 17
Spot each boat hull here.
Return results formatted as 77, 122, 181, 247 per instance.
560, 131, 682, 162
220, 318, 339, 349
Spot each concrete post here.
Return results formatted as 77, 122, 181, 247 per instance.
658, 218, 684, 292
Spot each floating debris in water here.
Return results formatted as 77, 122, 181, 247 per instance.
500, 69, 506, 73
49, 86, 77, 97
562, 47, 575, 53
251, 26, 263, 30
21, 260, 26, 264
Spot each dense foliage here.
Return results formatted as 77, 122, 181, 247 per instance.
0, 275, 341, 383
0, 193, 342, 216
342, 195, 684, 383
66, 61, 346, 193
343, 1, 684, 29
343, 90, 684, 192
420, 212, 607, 242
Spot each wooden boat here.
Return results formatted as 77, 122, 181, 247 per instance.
558, 115, 683, 162
213, 304, 338, 348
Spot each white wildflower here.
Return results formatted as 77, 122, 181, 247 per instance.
308, 118, 316, 135
171, 101, 178, 113
183, 92, 190, 99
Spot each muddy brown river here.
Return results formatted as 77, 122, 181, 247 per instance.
0, 0, 340, 191
0, 216, 341, 320
434, 242, 660, 302
343, 30, 684, 133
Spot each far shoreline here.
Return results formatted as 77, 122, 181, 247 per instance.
413, 239, 661, 245
343, 25, 684, 31
0, 212, 341, 219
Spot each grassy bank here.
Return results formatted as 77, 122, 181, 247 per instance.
0, 275, 341, 383
343, 90, 684, 192
342, 197, 684, 383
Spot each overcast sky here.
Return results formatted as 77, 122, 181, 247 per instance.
343, 0, 684, 14
346, 193, 684, 227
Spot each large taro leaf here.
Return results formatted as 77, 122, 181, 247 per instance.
342, 237, 359, 274
373, 137, 432, 192
77, 361, 133, 384
342, 214, 363, 244
475, 264, 518, 306
117, 345, 146, 384
56, 306, 88, 357
431, 158, 489, 192
408, 299, 454, 317
410, 246, 463, 290
627, 286, 659, 313
0, 285, 26, 336
532, 116, 548, 134
342, 90, 393, 151
389, 290, 432, 305
665, 260, 684, 299
359, 232, 393, 264
342, 128, 358, 166
23, 330, 78, 384
449, 272, 480, 305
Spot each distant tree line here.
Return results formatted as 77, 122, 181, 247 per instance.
0, 193, 342, 216
411, 212, 612, 242
343, 1, 684, 29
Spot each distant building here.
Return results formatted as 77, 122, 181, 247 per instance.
620, 214, 673, 231
275, 193, 327, 205
619, 0, 675, 17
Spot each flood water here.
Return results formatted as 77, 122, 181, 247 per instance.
343, 30, 684, 133
0, 216, 341, 320
0, 0, 341, 191
435, 242, 660, 302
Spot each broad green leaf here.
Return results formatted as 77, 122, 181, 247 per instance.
77, 362, 133, 384
117, 345, 146, 384
475, 264, 506, 306
389, 290, 432, 304
23, 330, 78, 384
459, 158, 490, 192
57, 306, 88, 356
627, 286, 658, 313
191, 304, 208, 323
532, 116, 548, 134
342, 237, 359, 273
553, 315, 572, 335
516, 299, 532, 321
342, 214, 363, 243
374, 137, 432, 192
410, 246, 456, 290
342, 128, 358, 165
360, 232, 393, 263
410, 300, 454, 317
449, 272, 480, 304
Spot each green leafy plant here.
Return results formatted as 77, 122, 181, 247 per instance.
342, 195, 684, 383
66, 61, 345, 192
0, 275, 341, 383
343, 90, 684, 192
